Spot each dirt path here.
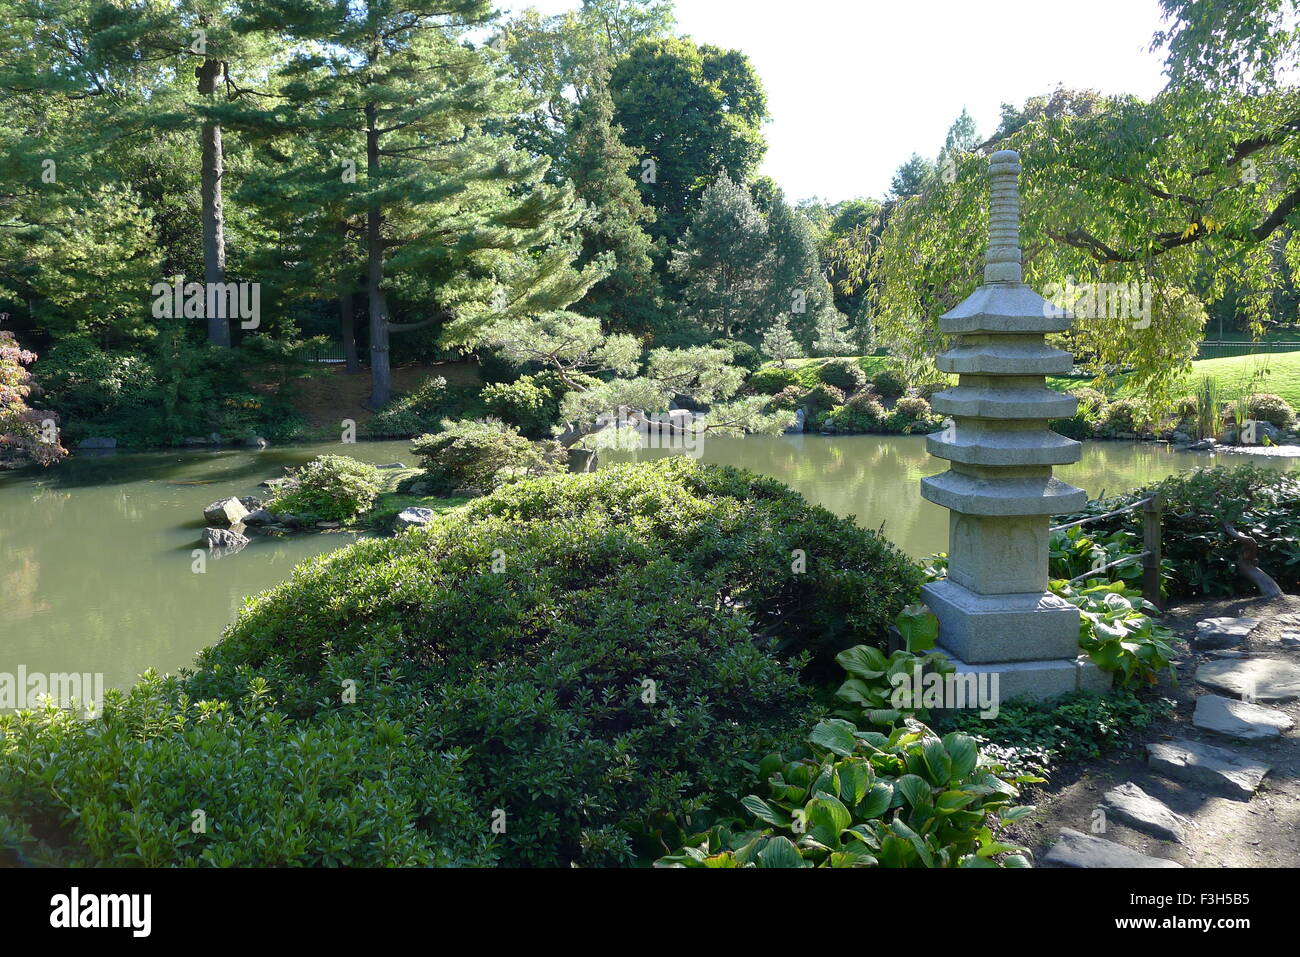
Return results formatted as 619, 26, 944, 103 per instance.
1010, 595, 1300, 867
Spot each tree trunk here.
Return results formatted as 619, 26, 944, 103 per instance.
365, 101, 391, 408
339, 291, 361, 374
196, 57, 228, 347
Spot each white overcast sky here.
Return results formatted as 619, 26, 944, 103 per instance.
503, 0, 1174, 202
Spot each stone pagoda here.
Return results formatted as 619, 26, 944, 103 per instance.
922, 150, 1110, 701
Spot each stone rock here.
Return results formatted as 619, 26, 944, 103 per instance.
183, 437, 208, 447
377, 463, 407, 470
1189, 439, 1217, 451
1042, 829, 1182, 868
239, 496, 264, 510
1193, 694, 1294, 741
203, 497, 250, 528
242, 508, 277, 526
394, 507, 435, 532
208, 432, 224, 445
202, 526, 249, 552
246, 435, 269, 449
785, 408, 806, 435
260, 476, 295, 491
77, 437, 117, 450
1170, 431, 1191, 445
1280, 630, 1300, 649
316, 521, 342, 529
1146, 738, 1270, 799
1196, 657, 1300, 702
407, 482, 432, 496
452, 487, 485, 499
1101, 783, 1190, 843
1194, 617, 1261, 649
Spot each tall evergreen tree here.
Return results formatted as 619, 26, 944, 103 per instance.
670, 173, 771, 339
563, 65, 662, 336
764, 191, 834, 347
237, 0, 604, 407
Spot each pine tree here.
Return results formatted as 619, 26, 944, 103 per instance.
761, 318, 803, 366
670, 174, 771, 339
764, 191, 833, 348
235, 0, 604, 407
563, 65, 663, 337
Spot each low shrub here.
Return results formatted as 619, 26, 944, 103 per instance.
1098, 397, 1146, 436
887, 396, 945, 434
410, 419, 568, 494
1247, 393, 1296, 429
823, 397, 886, 433
768, 384, 810, 411
0, 673, 494, 867
819, 358, 868, 394
750, 365, 802, 396
267, 455, 383, 522
712, 338, 764, 372
803, 383, 847, 414
871, 368, 907, 401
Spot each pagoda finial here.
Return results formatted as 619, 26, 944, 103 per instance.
984, 150, 1023, 284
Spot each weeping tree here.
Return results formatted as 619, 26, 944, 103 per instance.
836, 3, 1300, 406
476, 311, 793, 448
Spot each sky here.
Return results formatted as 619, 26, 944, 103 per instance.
503, 0, 1174, 203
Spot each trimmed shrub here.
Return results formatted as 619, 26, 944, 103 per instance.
871, 368, 907, 401
190, 460, 920, 865
712, 338, 764, 372
1050, 387, 1106, 440
768, 384, 811, 411
803, 383, 847, 414
750, 365, 802, 396
368, 376, 489, 438
886, 396, 944, 434
267, 455, 383, 522
1098, 397, 1146, 436
410, 419, 567, 494
819, 358, 868, 394
1248, 393, 1296, 429
0, 673, 493, 867
824, 396, 886, 433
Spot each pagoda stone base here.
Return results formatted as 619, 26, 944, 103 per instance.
941, 653, 1112, 705
923, 577, 1080, 664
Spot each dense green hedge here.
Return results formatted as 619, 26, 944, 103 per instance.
1, 459, 921, 867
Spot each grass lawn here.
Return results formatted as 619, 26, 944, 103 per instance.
1116, 351, 1300, 408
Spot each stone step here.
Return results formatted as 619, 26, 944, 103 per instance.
1193, 617, 1261, 650
926, 429, 1082, 467
1146, 738, 1270, 800
1041, 829, 1182, 868
1100, 783, 1190, 843
1193, 694, 1294, 741
1196, 657, 1300, 703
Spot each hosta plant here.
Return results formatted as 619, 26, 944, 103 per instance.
655, 718, 1038, 868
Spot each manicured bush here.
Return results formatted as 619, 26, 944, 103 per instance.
819, 358, 868, 394
803, 383, 847, 414
823, 396, 886, 433
190, 460, 919, 865
0, 673, 494, 867
887, 396, 944, 434
482, 371, 597, 438
1098, 397, 1146, 436
1, 332, 67, 468
750, 365, 802, 395
1247, 392, 1296, 429
768, 384, 810, 411
410, 419, 567, 494
268, 454, 383, 522
1050, 387, 1105, 440
871, 368, 907, 401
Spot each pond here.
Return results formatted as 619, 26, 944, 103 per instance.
3, 435, 1296, 697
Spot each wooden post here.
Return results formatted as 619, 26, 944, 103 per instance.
1142, 494, 1163, 611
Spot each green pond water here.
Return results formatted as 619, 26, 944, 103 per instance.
2, 435, 1296, 697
